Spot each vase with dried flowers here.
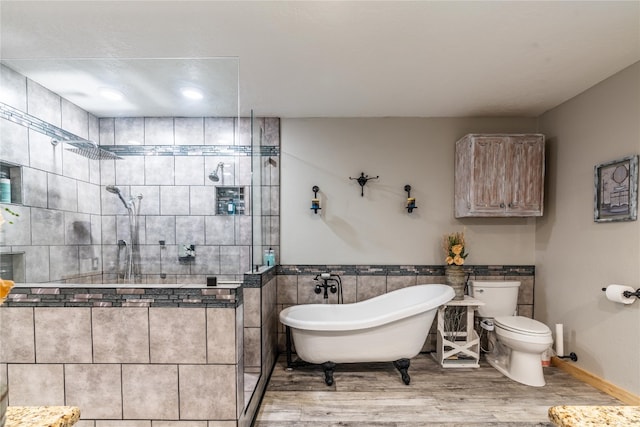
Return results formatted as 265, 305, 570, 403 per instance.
442, 231, 469, 300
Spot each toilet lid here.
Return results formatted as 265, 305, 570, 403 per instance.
494, 316, 551, 335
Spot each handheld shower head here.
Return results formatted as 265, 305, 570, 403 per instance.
106, 185, 121, 194
106, 185, 129, 208
208, 162, 224, 183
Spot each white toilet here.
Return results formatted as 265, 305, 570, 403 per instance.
469, 280, 553, 387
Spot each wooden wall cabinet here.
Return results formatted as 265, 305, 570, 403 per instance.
454, 134, 545, 217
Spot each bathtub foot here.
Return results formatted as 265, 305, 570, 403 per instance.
393, 358, 411, 385
322, 361, 336, 386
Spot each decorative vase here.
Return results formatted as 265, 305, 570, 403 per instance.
445, 265, 466, 300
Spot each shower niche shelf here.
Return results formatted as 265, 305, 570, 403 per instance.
0, 161, 22, 205
0, 252, 25, 282
216, 186, 246, 215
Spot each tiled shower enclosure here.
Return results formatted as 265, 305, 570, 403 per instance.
0, 63, 280, 284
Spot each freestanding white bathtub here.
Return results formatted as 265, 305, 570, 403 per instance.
279, 283, 454, 385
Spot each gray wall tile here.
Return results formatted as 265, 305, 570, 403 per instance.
65, 364, 122, 419
29, 130, 62, 174
356, 275, 387, 301
0, 204, 31, 246
206, 216, 234, 245
178, 364, 236, 419
115, 156, 145, 186
18, 245, 49, 282
132, 185, 159, 216
139, 244, 161, 275
78, 244, 101, 275
48, 173, 78, 211
8, 364, 64, 406
31, 207, 64, 245
34, 307, 92, 363
206, 308, 236, 364
244, 327, 261, 368
98, 118, 115, 146
149, 308, 206, 364
90, 214, 102, 245
115, 117, 144, 146
62, 150, 90, 182
101, 215, 117, 245
160, 245, 191, 275
244, 287, 260, 328
204, 117, 234, 145
100, 159, 116, 187
0, 307, 35, 362
175, 117, 204, 146
93, 308, 150, 363
176, 215, 205, 245
219, 246, 240, 274
27, 79, 61, 126
145, 156, 174, 185
96, 422, 150, 427
189, 186, 216, 215
77, 181, 101, 214
160, 186, 190, 215
0, 120, 30, 166
190, 245, 220, 275
145, 117, 174, 145
0, 64, 27, 111
122, 364, 179, 420
65, 212, 92, 245
61, 98, 89, 139
145, 215, 176, 245
175, 156, 205, 185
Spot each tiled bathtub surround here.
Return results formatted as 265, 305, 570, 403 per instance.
275, 264, 535, 353
1, 269, 279, 427
1, 284, 246, 425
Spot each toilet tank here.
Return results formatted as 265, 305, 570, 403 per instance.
469, 280, 520, 318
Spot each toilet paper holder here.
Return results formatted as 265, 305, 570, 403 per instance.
601, 287, 640, 299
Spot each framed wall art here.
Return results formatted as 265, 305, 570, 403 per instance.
594, 154, 638, 222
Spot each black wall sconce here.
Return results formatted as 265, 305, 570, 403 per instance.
349, 172, 379, 197
311, 185, 321, 214
405, 185, 417, 213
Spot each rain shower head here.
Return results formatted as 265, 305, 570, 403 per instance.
106, 185, 129, 208
208, 162, 224, 183
52, 138, 122, 160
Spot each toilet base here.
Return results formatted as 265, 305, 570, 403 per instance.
486, 346, 546, 387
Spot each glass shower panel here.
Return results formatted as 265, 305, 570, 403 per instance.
251, 110, 264, 269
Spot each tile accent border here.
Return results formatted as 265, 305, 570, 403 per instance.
277, 264, 535, 276
5, 286, 242, 308
243, 266, 277, 288
100, 144, 280, 157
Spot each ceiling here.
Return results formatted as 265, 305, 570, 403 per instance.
1, 1, 639, 118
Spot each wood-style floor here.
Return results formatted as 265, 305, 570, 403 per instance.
253, 354, 622, 426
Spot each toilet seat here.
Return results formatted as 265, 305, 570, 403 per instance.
494, 316, 551, 336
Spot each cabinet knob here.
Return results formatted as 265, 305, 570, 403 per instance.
508, 203, 513, 208
500, 203, 505, 208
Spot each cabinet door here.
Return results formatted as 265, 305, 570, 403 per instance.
470, 136, 507, 213
506, 136, 544, 215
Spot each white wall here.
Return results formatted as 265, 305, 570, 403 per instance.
281, 117, 538, 265
537, 61, 640, 396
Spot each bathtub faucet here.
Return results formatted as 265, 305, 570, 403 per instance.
314, 273, 342, 301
